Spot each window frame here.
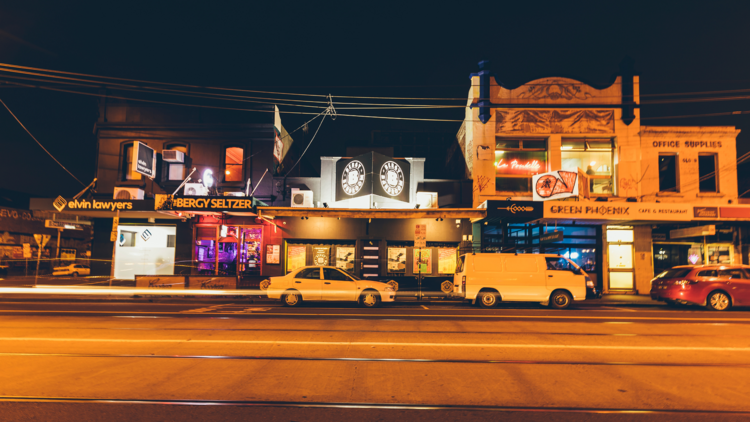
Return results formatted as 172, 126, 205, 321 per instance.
494, 138, 548, 194
698, 153, 719, 193
561, 138, 614, 196
658, 153, 680, 193
222, 145, 245, 184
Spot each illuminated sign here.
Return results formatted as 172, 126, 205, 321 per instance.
154, 194, 256, 211
132, 141, 156, 178
380, 161, 405, 196
494, 151, 546, 176
341, 160, 366, 195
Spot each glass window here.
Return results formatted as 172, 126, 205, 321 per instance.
546, 257, 577, 272
718, 269, 745, 279
656, 268, 693, 279
607, 229, 634, 243
561, 139, 613, 195
697, 270, 717, 277
609, 272, 634, 289
457, 255, 465, 273
324, 268, 352, 281
699, 154, 717, 193
296, 268, 321, 279
494, 139, 547, 193
659, 155, 678, 192
122, 143, 141, 181
166, 145, 188, 181
224, 147, 244, 182
608, 244, 633, 269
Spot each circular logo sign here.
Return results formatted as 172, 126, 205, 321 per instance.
380, 161, 404, 196
341, 160, 366, 195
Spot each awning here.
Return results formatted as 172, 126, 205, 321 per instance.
257, 207, 486, 220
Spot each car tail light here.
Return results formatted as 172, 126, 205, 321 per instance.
674, 279, 697, 286
462, 276, 466, 292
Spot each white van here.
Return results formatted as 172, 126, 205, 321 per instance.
453, 253, 590, 309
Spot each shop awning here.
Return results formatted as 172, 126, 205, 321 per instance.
257, 207, 486, 220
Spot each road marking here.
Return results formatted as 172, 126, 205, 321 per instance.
421, 305, 429, 310
181, 304, 234, 314
1, 309, 750, 322
1, 337, 750, 352
599, 306, 638, 312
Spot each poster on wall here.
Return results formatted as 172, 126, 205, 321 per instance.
413, 248, 432, 274
313, 246, 330, 266
387, 248, 406, 273
266, 244, 280, 264
438, 248, 457, 274
287, 245, 306, 273
532, 169, 579, 201
336, 247, 355, 272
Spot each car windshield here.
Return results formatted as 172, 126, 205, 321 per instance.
656, 268, 693, 279
546, 257, 582, 274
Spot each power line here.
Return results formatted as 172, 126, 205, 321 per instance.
0, 97, 85, 186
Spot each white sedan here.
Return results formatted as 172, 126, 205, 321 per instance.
266, 266, 395, 307
53, 263, 90, 277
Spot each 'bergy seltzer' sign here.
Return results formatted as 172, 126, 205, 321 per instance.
544, 202, 691, 221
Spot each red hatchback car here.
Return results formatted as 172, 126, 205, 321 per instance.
650, 265, 750, 311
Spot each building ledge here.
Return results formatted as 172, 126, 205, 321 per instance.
257, 207, 486, 220
656, 191, 684, 198
696, 192, 725, 198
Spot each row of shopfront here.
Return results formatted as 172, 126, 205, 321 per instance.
28, 195, 750, 295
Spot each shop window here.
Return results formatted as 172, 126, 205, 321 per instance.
659, 154, 678, 192
165, 144, 188, 181
699, 154, 718, 192
561, 139, 613, 194
495, 139, 547, 193
122, 143, 142, 181
223, 146, 244, 182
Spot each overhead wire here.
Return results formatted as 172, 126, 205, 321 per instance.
0, 97, 86, 186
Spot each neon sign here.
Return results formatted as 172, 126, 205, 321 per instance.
494, 152, 547, 176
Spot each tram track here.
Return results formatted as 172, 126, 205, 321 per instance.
1, 351, 748, 368
0, 396, 748, 415
1, 325, 747, 337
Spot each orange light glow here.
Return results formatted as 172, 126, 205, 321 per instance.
225, 170, 231, 175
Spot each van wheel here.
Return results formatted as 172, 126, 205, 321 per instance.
550, 290, 572, 309
282, 290, 302, 307
478, 291, 498, 308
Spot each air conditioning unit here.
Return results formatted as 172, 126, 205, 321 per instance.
223, 191, 245, 197
113, 187, 145, 200
184, 183, 208, 196
291, 188, 313, 208
162, 150, 185, 163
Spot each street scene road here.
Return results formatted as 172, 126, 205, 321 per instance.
1, 297, 749, 421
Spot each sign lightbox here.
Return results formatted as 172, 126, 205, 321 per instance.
132, 141, 156, 178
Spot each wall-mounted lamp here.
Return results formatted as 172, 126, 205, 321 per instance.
323, 203, 329, 208
414, 204, 420, 209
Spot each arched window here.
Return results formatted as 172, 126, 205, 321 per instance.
223, 146, 244, 182
165, 144, 189, 181
122, 142, 141, 181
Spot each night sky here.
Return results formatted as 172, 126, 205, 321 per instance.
2, 1, 750, 197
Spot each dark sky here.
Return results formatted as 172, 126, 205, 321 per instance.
2, 0, 750, 197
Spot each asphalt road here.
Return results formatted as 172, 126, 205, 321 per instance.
1, 300, 749, 421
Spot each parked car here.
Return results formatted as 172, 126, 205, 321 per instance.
53, 263, 90, 277
650, 265, 750, 311
266, 266, 396, 307
453, 253, 589, 309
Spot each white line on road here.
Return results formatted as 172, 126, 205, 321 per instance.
1, 337, 749, 352
421, 305, 428, 309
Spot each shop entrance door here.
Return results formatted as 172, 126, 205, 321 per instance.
359, 240, 381, 279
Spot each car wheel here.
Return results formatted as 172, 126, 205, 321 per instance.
359, 290, 381, 308
71, 272, 79, 277
282, 291, 302, 307
478, 291, 498, 308
706, 291, 731, 311
549, 290, 572, 309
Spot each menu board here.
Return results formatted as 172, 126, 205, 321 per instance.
438, 248, 457, 274
287, 245, 306, 273
413, 248, 432, 274
387, 248, 406, 273
336, 247, 355, 272
313, 246, 330, 266
266, 244, 280, 264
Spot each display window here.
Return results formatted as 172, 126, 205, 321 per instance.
495, 139, 547, 193
194, 225, 263, 276
115, 225, 176, 280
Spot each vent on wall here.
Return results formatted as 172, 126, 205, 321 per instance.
113, 187, 145, 200
162, 150, 185, 163
291, 188, 313, 208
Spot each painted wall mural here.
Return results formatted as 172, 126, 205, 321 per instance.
495, 110, 614, 134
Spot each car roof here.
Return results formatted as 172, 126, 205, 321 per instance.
668, 265, 750, 270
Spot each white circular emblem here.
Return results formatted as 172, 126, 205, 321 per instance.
341, 160, 366, 195
380, 161, 404, 196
